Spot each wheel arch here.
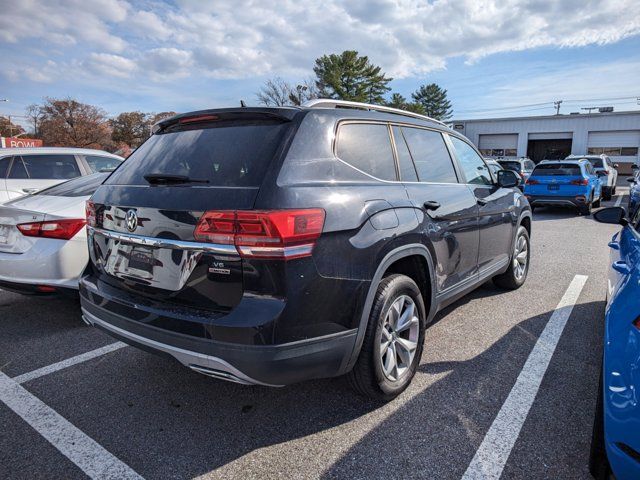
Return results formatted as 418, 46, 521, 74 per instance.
341, 243, 437, 373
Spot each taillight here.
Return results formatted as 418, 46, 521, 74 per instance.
86, 201, 96, 227
526, 178, 539, 185
17, 219, 86, 240
194, 209, 325, 260
634, 317, 640, 330
570, 178, 589, 186
602, 170, 609, 175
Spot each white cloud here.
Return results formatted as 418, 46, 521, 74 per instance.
85, 53, 137, 78
140, 48, 193, 80
0, 0, 129, 52
1, 0, 639, 83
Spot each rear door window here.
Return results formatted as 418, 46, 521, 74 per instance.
401, 127, 458, 183
336, 123, 396, 181
107, 120, 291, 186
10, 155, 81, 179
84, 155, 122, 173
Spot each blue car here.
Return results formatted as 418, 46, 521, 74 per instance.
524, 159, 602, 215
591, 205, 640, 479
627, 167, 640, 213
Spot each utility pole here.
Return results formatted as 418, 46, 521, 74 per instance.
8, 115, 12, 137
554, 100, 563, 115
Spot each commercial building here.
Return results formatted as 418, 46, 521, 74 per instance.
451, 110, 640, 174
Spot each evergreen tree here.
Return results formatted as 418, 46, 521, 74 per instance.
386, 93, 426, 115
411, 83, 453, 120
314, 50, 392, 104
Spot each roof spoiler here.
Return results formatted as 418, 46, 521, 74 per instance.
152, 107, 299, 134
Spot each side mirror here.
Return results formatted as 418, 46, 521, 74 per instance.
497, 169, 519, 188
593, 207, 627, 226
632, 165, 639, 170
627, 177, 636, 183
614, 164, 619, 168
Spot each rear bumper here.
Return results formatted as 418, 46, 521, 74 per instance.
81, 305, 357, 386
0, 236, 87, 289
525, 194, 587, 208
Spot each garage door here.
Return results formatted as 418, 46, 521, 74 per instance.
587, 130, 640, 157
478, 134, 518, 157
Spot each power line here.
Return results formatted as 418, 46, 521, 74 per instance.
456, 94, 640, 115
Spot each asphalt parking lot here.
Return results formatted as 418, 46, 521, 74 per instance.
0, 190, 627, 480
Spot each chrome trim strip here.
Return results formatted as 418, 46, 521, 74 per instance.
89, 226, 239, 256
81, 309, 282, 387
236, 243, 314, 258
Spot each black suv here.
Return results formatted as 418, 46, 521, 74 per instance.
81, 100, 531, 400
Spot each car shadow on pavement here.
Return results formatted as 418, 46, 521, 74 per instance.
531, 206, 590, 222
321, 299, 604, 479
0, 291, 111, 376
9, 296, 603, 479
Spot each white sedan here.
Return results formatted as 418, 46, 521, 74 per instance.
0, 172, 108, 295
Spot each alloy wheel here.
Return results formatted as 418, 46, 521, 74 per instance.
513, 234, 528, 280
379, 295, 420, 381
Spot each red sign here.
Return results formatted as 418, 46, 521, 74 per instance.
0, 137, 43, 148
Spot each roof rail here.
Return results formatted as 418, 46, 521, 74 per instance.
302, 99, 447, 126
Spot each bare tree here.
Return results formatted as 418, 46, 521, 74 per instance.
257, 77, 319, 107
257, 77, 292, 106
25, 104, 45, 137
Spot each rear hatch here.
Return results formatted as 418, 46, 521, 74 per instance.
86, 109, 298, 314
526, 163, 587, 196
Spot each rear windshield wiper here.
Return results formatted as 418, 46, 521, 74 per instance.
143, 173, 210, 185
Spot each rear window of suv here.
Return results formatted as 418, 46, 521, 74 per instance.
532, 163, 582, 176
106, 120, 290, 187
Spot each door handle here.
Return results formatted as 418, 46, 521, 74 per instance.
476, 197, 488, 206
612, 261, 631, 275
21, 188, 38, 194
422, 201, 441, 211
608, 241, 620, 250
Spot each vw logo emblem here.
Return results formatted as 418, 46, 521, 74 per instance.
125, 209, 138, 232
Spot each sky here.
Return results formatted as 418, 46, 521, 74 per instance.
1, 0, 640, 128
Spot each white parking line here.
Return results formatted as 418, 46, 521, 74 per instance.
0, 371, 143, 479
13, 342, 126, 384
615, 194, 624, 207
461, 274, 588, 480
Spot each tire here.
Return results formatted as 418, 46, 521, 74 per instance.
603, 187, 612, 201
493, 225, 530, 290
612, 185, 617, 196
347, 274, 426, 401
593, 196, 601, 208
580, 198, 593, 216
589, 365, 612, 480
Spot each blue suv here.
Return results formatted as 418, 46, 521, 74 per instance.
591, 206, 640, 479
524, 159, 602, 215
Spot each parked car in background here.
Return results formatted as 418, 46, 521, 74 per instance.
498, 157, 535, 187
0, 172, 109, 296
566, 154, 618, 200
80, 100, 531, 401
485, 159, 503, 176
590, 206, 640, 480
524, 159, 602, 215
0, 147, 123, 204
627, 165, 640, 213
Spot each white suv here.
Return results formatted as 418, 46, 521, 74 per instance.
0, 147, 123, 204
566, 154, 618, 200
